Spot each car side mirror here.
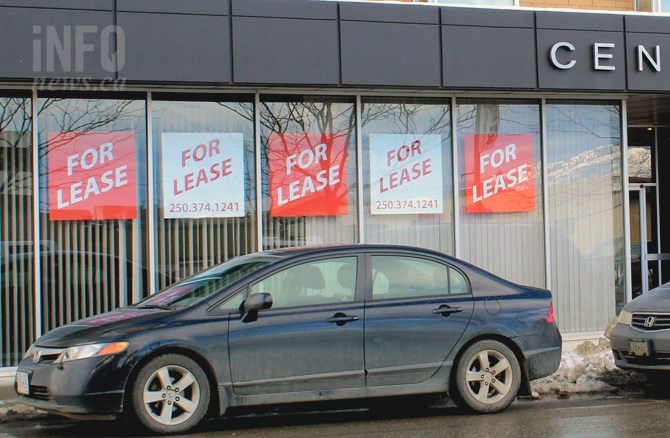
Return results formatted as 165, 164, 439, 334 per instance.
241, 293, 273, 323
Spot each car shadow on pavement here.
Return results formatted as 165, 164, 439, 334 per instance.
9, 396, 476, 437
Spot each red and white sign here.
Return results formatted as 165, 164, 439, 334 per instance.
48, 131, 137, 221
161, 133, 245, 218
369, 134, 443, 215
464, 134, 535, 213
269, 133, 348, 217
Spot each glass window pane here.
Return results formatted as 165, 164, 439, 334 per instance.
371, 255, 452, 299
449, 268, 469, 295
260, 97, 357, 249
627, 128, 654, 184
251, 257, 357, 308
362, 98, 454, 253
456, 99, 545, 288
38, 97, 146, 333
151, 98, 256, 288
0, 96, 33, 367
546, 100, 624, 332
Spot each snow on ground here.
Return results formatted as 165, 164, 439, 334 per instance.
531, 337, 647, 397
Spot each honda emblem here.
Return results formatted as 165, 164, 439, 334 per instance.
644, 316, 656, 328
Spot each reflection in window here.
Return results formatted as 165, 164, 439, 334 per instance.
627, 127, 654, 184
546, 100, 624, 333
137, 254, 277, 309
371, 255, 466, 299
251, 257, 357, 308
456, 99, 544, 288
151, 97, 257, 288
0, 96, 33, 367
260, 97, 357, 249
362, 98, 454, 253
38, 97, 146, 335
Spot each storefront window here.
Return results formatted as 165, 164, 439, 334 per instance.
260, 96, 357, 249
362, 98, 454, 253
151, 96, 256, 288
37, 95, 147, 335
0, 95, 32, 367
456, 99, 545, 288
546, 101, 624, 333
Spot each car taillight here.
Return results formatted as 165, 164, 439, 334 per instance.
546, 303, 555, 324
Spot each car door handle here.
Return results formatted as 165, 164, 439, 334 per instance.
432, 305, 463, 316
327, 313, 359, 326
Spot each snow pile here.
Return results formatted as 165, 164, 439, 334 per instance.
531, 337, 646, 397
0, 403, 44, 423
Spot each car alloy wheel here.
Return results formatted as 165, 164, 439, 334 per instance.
131, 354, 210, 434
452, 340, 521, 413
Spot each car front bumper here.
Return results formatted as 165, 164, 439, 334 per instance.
15, 353, 128, 417
610, 323, 670, 372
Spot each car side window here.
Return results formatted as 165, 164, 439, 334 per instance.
250, 257, 357, 309
371, 255, 468, 299
449, 267, 469, 295
217, 290, 247, 312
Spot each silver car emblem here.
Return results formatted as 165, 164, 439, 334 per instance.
644, 316, 656, 328
32, 350, 41, 364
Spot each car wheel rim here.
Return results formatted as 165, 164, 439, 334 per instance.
464, 349, 513, 404
142, 364, 201, 426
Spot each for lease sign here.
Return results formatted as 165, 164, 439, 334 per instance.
464, 134, 535, 213
369, 134, 443, 215
48, 131, 137, 221
269, 133, 348, 217
161, 133, 245, 218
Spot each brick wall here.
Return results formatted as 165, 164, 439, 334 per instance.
519, 0, 634, 11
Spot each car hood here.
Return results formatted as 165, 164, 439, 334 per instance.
34, 308, 170, 348
625, 283, 670, 312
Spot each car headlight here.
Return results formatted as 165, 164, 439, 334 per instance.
61, 342, 129, 362
617, 310, 632, 326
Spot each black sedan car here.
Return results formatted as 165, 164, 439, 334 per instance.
15, 245, 562, 434
611, 282, 670, 380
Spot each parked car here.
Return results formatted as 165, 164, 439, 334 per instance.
15, 244, 562, 435
610, 282, 670, 380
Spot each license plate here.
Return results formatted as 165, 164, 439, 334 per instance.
629, 339, 650, 356
15, 371, 29, 395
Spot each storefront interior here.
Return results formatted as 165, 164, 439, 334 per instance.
626, 94, 670, 301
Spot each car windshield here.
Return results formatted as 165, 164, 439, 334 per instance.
133, 254, 281, 309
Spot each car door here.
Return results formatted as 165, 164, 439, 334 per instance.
228, 255, 365, 396
364, 253, 474, 386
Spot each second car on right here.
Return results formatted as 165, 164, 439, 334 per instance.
611, 282, 670, 380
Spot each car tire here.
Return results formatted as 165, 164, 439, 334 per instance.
129, 354, 210, 434
451, 340, 521, 413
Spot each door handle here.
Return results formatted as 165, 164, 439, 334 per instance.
327, 313, 359, 326
432, 305, 463, 316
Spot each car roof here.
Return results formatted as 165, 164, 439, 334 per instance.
262, 243, 453, 260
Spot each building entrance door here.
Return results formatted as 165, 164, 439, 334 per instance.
627, 127, 670, 299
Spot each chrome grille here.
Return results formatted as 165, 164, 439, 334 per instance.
31, 347, 65, 364
631, 313, 670, 331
